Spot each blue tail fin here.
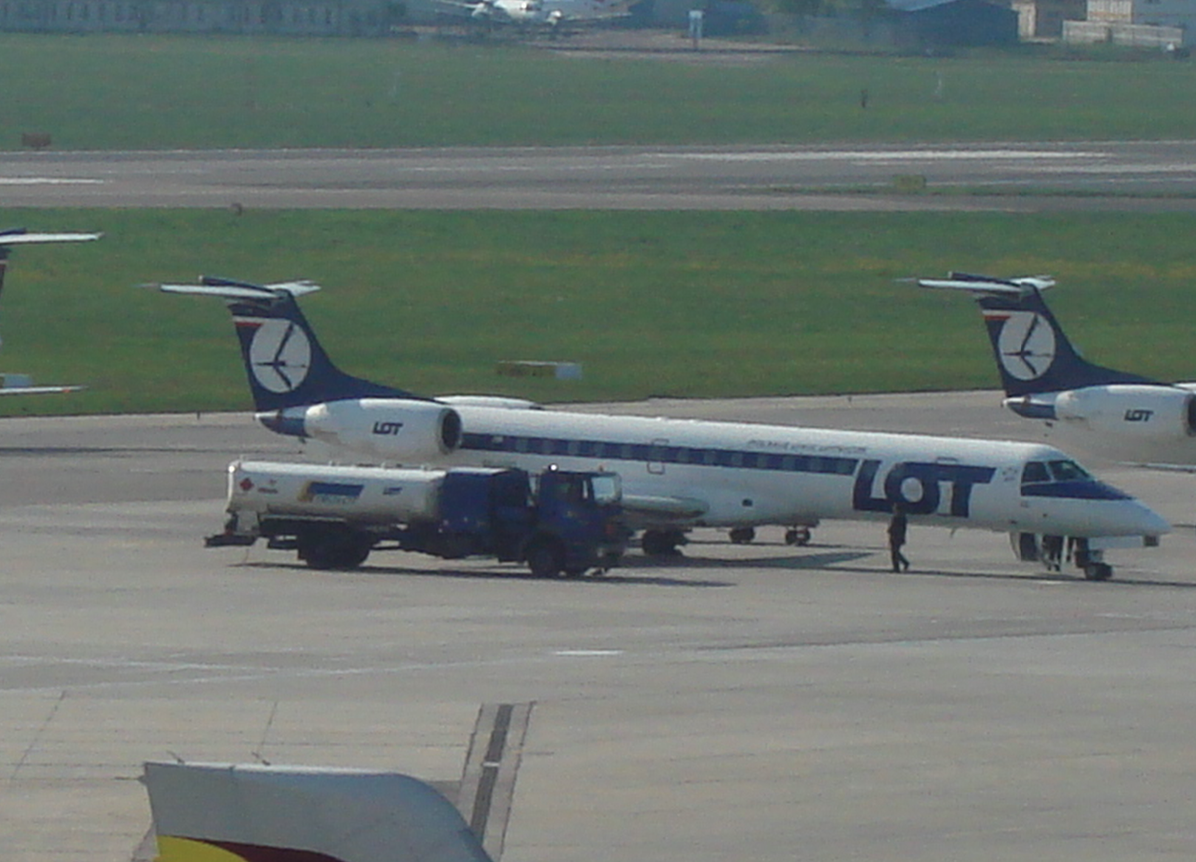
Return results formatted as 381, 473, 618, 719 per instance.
916, 272, 1158, 397
159, 276, 427, 412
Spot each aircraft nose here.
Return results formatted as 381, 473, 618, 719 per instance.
1127, 499, 1172, 538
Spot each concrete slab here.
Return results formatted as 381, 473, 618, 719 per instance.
0, 396, 1193, 862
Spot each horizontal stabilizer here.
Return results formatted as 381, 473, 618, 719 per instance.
0, 384, 85, 396
0, 373, 85, 395
155, 276, 321, 301
914, 271, 1055, 297
0, 229, 102, 248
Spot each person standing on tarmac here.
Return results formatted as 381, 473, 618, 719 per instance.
888, 503, 910, 573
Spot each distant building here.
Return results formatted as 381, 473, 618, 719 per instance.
0, 0, 398, 35
1010, 0, 1086, 38
886, 0, 1019, 46
1064, 0, 1191, 45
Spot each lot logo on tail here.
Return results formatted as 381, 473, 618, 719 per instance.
248, 319, 311, 393
990, 310, 1055, 381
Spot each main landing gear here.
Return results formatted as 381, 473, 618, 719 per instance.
731, 526, 812, 546
785, 527, 812, 546
640, 525, 816, 556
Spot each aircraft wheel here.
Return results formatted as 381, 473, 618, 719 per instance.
526, 539, 564, 578
785, 527, 812, 546
1083, 562, 1114, 582
729, 527, 756, 545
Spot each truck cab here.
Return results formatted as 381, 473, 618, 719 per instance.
523, 468, 625, 577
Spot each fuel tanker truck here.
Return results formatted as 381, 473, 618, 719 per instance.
206, 460, 626, 577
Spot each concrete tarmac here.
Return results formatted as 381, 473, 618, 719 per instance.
1, 394, 1194, 862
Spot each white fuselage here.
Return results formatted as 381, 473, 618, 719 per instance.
285, 399, 1170, 540
1007, 381, 1196, 468
478, 0, 624, 23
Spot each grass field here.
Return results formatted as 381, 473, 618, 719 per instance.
0, 208, 1192, 416
3, 34, 1196, 148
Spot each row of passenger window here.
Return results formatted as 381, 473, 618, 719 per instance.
463, 433, 859, 476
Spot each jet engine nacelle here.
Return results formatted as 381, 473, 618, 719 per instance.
289, 399, 463, 462
1053, 385, 1196, 440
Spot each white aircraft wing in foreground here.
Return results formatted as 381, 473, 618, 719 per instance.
143, 760, 493, 862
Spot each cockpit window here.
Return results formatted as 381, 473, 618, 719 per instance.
1048, 460, 1091, 482
1021, 461, 1050, 484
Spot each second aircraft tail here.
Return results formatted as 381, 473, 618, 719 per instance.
916, 272, 1157, 400
159, 276, 428, 413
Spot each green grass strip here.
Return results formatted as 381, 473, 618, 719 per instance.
3, 35, 1196, 148
0, 208, 1191, 416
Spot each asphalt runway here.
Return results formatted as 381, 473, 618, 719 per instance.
2, 393, 1195, 862
6, 141, 1196, 210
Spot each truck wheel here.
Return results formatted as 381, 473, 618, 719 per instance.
641, 528, 685, 556
299, 530, 371, 571
526, 539, 564, 578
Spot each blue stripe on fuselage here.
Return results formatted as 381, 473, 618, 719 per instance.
1021, 481, 1131, 501
461, 431, 860, 476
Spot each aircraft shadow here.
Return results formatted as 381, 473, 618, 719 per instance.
628, 548, 874, 571
226, 545, 1194, 588
231, 560, 734, 588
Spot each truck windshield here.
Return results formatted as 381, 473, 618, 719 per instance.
590, 474, 621, 505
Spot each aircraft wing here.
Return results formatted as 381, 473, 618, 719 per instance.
622, 493, 709, 520
0, 384, 85, 395
144, 761, 494, 862
0, 230, 102, 247
565, 8, 632, 20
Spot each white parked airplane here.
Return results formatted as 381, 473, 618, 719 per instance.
916, 272, 1196, 469
0, 228, 101, 395
439, 0, 631, 28
160, 277, 1170, 580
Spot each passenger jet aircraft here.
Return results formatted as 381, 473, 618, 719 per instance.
437, 0, 631, 28
160, 277, 1169, 580
0, 228, 100, 395
917, 272, 1196, 469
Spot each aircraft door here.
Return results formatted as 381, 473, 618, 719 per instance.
648, 439, 668, 475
